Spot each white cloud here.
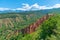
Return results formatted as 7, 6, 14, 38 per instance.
16, 3, 60, 11
0, 8, 10, 11
15, 3, 31, 11
0, 3, 60, 11
22, 3, 30, 9
29, 3, 40, 10
31, 3, 40, 8
16, 8, 27, 11
53, 4, 60, 8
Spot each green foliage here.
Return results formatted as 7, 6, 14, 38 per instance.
0, 12, 43, 40
0, 11, 60, 40
38, 16, 57, 40
16, 14, 60, 40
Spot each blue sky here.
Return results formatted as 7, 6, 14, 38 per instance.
0, 0, 60, 8
0, 0, 60, 11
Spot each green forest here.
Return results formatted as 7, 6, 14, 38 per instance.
0, 9, 60, 40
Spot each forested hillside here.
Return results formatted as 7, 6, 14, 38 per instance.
0, 9, 60, 40
0, 11, 47, 40
17, 14, 60, 40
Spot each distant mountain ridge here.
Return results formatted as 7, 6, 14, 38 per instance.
0, 8, 60, 14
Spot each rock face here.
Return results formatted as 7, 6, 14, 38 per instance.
15, 14, 54, 34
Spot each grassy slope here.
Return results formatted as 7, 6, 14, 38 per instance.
0, 10, 60, 40
19, 14, 60, 40
0, 12, 45, 40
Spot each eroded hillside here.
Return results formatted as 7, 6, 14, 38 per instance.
0, 12, 45, 40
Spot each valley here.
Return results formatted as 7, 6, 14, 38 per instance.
0, 9, 60, 40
